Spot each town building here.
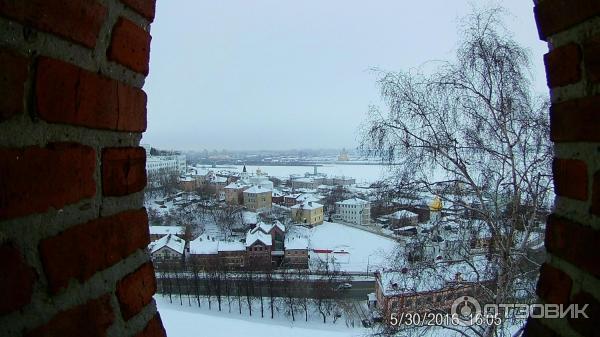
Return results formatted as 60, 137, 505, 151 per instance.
224, 181, 250, 205
335, 198, 371, 225
149, 226, 185, 241
149, 234, 186, 262
284, 235, 309, 269
291, 201, 324, 226
374, 258, 495, 325
387, 210, 419, 228
243, 185, 272, 211
146, 154, 186, 176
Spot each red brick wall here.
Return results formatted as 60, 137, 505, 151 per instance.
0, 1, 165, 337
525, 1, 600, 336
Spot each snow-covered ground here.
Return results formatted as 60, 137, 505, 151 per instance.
289, 222, 399, 273
156, 296, 371, 337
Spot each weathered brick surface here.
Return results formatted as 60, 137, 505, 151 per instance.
523, 318, 559, 337
536, 263, 573, 305
550, 95, 600, 142
116, 262, 156, 320
534, 0, 600, 39
102, 147, 147, 196
0, 0, 107, 48
544, 43, 582, 88
25, 294, 114, 337
108, 18, 151, 75
0, 243, 37, 314
592, 171, 600, 216
0, 143, 96, 220
0, 49, 29, 121
583, 34, 600, 83
39, 210, 150, 293
134, 314, 167, 337
36, 57, 147, 132
120, 0, 156, 21
552, 158, 588, 201
568, 291, 599, 337
546, 215, 600, 279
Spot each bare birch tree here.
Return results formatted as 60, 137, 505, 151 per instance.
360, 7, 551, 337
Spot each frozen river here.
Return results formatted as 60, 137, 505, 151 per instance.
203, 163, 396, 184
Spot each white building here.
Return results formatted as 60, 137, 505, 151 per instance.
146, 154, 186, 176
335, 198, 371, 225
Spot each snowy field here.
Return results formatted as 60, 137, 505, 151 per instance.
303, 222, 398, 273
156, 296, 476, 337
156, 296, 371, 337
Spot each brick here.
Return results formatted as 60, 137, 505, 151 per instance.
0, 143, 96, 220
0, 0, 107, 48
120, 0, 156, 21
552, 158, 588, 200
25, 294, 114, 337
0, 49, 29, 121
39, 209, 149, 293
592, 171, 600, 216
550, 95, 600, 142
536, 263, 572, 305
583, 34, 600, 83
546, 215, 600, 279
108, 18, 151, 75
0, 244, 37, 314
102, 147, 146, 196
35, 57, 147, 132
134, 314, 167, 337
534, 0, 600, 40
523, 317, 559, 337
116, 262, 156, 320
544, 43, 582, 88
568, 291, 599, 337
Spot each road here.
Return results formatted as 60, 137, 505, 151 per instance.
156, 276, 375, 301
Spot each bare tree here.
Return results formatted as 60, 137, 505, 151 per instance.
360, 7, 551, 337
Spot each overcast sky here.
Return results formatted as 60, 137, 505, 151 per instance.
142, 0, 549, 152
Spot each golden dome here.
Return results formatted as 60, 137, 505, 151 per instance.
429, 195, 443, 212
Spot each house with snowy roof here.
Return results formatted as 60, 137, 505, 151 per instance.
387, 209, 419, 228
224, 181, 250, 205
149, 226, 185, 241
284, 235, 309, 268
243, 185, 272, 211
291, 201, 324, 226
149, 234, 186, 262
374, 257, 496, 325
335, 198, 371, 225
245, 229, 273, 268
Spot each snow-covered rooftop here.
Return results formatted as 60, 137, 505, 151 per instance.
285, 235, 309, 250
245, 230, 272, 247
218, 241, 246, 252
188, 235, 219, 255
378, 257, 495, 296
243, 185, 272, 194
336, 198, 369, 206
389, 210, 419, 219
291, 201, 323, 210
150, 226, 185, 236
251, 221, 285, 235
150, 234, 185, 255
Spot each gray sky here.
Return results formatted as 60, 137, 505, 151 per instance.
143, 0, 548, 152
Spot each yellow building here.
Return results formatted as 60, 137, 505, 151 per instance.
291, 201, 324, 226
243, 185, 272, 211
